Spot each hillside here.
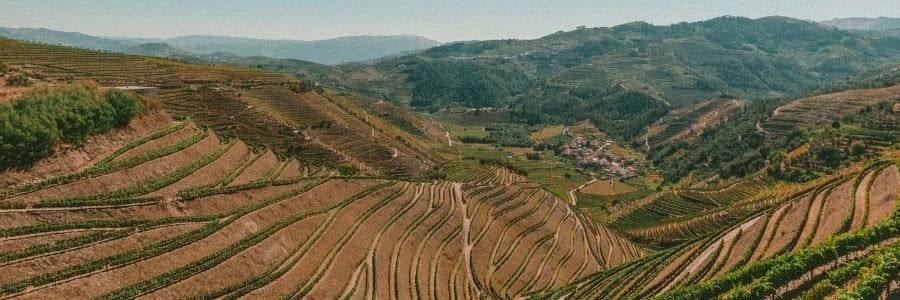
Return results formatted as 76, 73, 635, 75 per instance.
124, 43, 206, 64
330, 16, 900, 142
645, 74, 899, 184
0, 27, 133, 51
0, 99, 641, 298
532, 75, 900, 299
0, 37, 445, 177
3, 14, 900, 300
540, 159, 899, 299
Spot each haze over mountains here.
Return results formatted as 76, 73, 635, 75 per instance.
0, 26, 442, 64
821, 17, 900, 32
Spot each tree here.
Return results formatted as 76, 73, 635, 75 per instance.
815, 145, 842, 168
831, 120, 842, 129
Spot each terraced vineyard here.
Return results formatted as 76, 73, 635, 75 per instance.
0, 38, 437, 177
640, 98, 743, 149
243, 86, 431, 177
0, 38, 290, 85
606, 177, 777, 243
3, 23, 899, 300
538, 160, 900, 299
0, 112, 641, 299
761, 83, 900, 136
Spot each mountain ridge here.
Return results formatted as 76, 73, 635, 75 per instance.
0, 26, 442, 64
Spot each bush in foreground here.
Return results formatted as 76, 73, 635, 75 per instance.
0, 84, 143, 169
5, 73, 30, 87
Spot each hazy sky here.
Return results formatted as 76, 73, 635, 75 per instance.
2, 0, 899, 42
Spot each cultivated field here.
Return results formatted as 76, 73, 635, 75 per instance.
541, 160, 900, 299
761, 83, 900, 135
0, 38, 439, 177
0, 112, 641, 299
639, 98, 743, 149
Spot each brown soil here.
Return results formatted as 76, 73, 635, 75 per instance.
764, 195, 811, 258
0, 129, 641, 300
13, 179, 378, 299
643, 245, 701, 293
5, 132, 220, 206
0, 78, 33, 103
177, 181, 308, 215
793, 187, 829, 251
484, 199, 561, 296
371, 184, 434, 300
0, 181, 305, 231
850, 170, 877, 231
470, 188, 544, 281
715, 216, 765, 277
749, 208, 785, 263
239, 183, 401, 298
866, 165, 899, 226
0, 230, 103, 253
111, 122, 198, 163
386, 184, 455, 300
786, 144, 811, 160
0, 110, 173, 189
230, 150, 278, 185
140, 214, 327, 299
403, 185, 463, 300
503, 210, 568, 295
811, 180, 854, 245
0, 223, 200, 285
581, 179, 637, 196
148, 140, 251, 197
305, 185, 416, 299
275, 159, 303, 179
514, 208, 576, 294
538, 218, 581, 291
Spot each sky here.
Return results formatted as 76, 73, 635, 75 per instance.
2, 0, 899, 42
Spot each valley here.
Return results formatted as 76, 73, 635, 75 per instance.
0, 12, 898, 300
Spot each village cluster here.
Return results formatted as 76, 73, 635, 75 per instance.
559, 133, 638, 178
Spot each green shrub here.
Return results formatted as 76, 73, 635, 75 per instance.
0, 84, 142, 170
5, 73, 30, 87
337, 165, 359, 176
105, 89, 142, 126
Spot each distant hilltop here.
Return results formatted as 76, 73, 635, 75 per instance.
0, 26, 442, 64
820, 17, 900, 32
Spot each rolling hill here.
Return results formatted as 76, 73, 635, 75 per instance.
0, 26, 442, 64
541, 160, 899, 299
1, 15, 899, 300
0, 27, 134, 51
0, 107, 642, 298
123, 35, 443, 64
328, 16, 900, 144
0, 37, 442, 177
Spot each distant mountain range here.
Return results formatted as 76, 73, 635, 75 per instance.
120, 35, 442, 65
0, 26, 442, 64
0, 27, 134, 51
820, 17, 900, 35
